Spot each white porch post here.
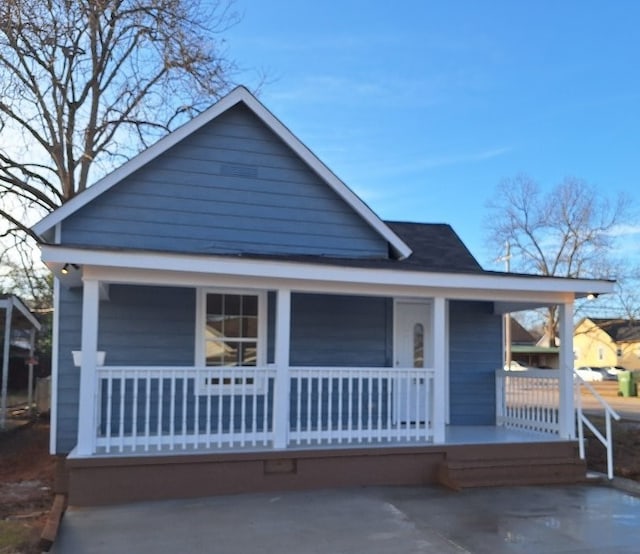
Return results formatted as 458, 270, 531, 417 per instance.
558, 301, 575, 439
1, 299, 13, 430
273, 289, 291, 449
432, 296, 447, 443
76, 279, 100, 455
27, 328, 36, 414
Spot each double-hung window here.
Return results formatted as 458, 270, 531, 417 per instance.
197, 290, 266, 392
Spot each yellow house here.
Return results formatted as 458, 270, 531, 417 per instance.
573, 318, 640, 370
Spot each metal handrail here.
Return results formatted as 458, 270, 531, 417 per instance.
574, 370, 621, 479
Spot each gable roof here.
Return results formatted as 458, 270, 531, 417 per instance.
585, 318, 640, 342
32, 86, 412, 260
510, 318, 537, 345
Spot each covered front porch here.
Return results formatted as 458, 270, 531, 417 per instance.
82, 364, 568, 457
49, 255, 589, 459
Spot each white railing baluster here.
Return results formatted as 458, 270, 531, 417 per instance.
144, 370, 151, 452
193, 370, 200, 448
169, 369, 177, 450
294, 373, 301, 444
205, 368, 212, 448
240, 368, 247, 447
118, 369, 125, 452
181, 372, 187, 449
105, 370, 113, 453
132, 370, 139, 453
216, 368, 223, 447
157, 372, 164, 451
251, 367, 258, 446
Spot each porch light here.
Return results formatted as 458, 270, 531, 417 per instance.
587, 293, 600, 301
61, 263, 79, 275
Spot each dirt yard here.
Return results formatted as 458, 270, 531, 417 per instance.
0, 412, 639, 553
0, 417, 55, 554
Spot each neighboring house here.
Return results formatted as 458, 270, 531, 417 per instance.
510, 319, 559, 369
574, 318, 640, 370
32, 87, 614, 505
0, 294, 41, 429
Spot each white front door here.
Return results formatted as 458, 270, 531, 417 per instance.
394, 301, 432, 423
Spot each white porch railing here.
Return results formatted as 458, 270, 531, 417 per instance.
95, 366, 278, 453
495, 369, 561, 435
574, 371, 621, 479
92, 366, 435, 454
289, 367, 435, 445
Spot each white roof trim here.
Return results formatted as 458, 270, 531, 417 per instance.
32, 87, 412, 259
0, 295, 41, 330
41, 245, 615, 301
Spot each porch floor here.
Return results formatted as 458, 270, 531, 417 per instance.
79, 425, 567, 458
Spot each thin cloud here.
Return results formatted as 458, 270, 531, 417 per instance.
606, 224, 640, 237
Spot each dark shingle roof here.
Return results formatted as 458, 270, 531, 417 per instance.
510, 319, 537, 345
589, 318, 640, 342
385, 222, 483, 273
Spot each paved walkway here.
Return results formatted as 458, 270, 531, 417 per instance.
52, 484, 640, 553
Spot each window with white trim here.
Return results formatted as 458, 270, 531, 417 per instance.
198, 290, 266, 392
205, 293, 259, 367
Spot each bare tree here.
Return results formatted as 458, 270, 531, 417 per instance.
0, 0, 239, 245
485, 174, 630, 342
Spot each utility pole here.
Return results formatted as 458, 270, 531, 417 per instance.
502, 242, 512, 369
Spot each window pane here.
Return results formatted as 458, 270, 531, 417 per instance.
414, 323, 424, 368
240, 343, 257, 366
224, 315, 241, 338
206, 294, 223, 315
225, 295, 241, 316
242, 295, 258, 316
242, 316, 258, 338
206, 341, 240, 366
206, 316, 224, 336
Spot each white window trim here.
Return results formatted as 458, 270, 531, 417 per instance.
195, 288, 268, 394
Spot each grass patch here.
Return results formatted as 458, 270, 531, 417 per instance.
0, 520, 35, 553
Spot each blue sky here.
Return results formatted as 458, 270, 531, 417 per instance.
225, 0, 640, 268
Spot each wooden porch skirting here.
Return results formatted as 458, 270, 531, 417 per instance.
59, 440, 584, 506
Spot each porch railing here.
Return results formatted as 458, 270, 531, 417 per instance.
495, 369, 561, 435
289, 367, 435, 446
92, 366, 435, 454
574, 371, 620, 479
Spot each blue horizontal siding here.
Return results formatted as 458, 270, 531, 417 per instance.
448, 300, 502, 425
56, 286, 83, 453
290, 293, 393, 367
61, 104, 388, 258
54, 284, 196, 454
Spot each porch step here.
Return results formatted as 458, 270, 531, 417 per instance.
437, 456, 587, 491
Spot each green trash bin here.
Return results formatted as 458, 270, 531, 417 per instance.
618, 371, 636, 397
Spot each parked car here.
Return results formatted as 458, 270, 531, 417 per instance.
504, 360, 529, 371
601, 366, 626, 378
598, 366, 623, 381
574, 366, 604, 382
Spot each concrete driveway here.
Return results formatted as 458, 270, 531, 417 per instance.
51, 484, 640, 554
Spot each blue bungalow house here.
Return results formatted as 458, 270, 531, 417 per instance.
33, 87, 614, 505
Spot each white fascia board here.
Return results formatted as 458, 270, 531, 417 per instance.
41, 245, 615, 302
32, 87, 412, 259
0, 296, 41, 330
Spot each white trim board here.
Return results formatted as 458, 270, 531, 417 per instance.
0, 296, 41, 331
42, 244, 615, 303
32, 87, 411, 259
